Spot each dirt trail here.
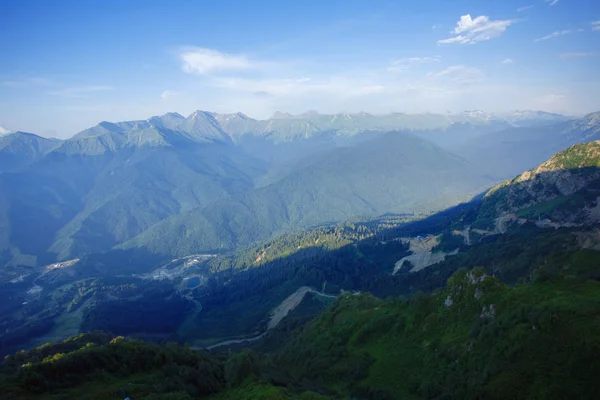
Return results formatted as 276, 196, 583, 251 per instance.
196, 286, 336, 350
452, 227, 471, 246
267, 286, 335, 330
495, 214, 517, 234
393, 235, 457, 274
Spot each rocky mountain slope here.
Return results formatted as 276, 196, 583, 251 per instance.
479, 140, 600, 224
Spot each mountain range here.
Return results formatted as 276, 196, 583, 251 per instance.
0, 109, 597, 267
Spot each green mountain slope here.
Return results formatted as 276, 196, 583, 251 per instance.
3, 260, 599, 399
0, 127, 267, 264
2, 139, 600, 400
271, 268, 600, 399
0, 111, 594, 267
123, 132, 490, 256
48, 143, 266, 259
0, 332, 334, 399
0, 132, 60, 173
476, 140, 600, 226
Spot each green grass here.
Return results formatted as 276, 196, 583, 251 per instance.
30, 297, 92, 348
515, 194, 584, 219
274, 268, 600, 399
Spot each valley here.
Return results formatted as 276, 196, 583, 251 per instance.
2, 111, 600, 399
3, 1, 600, 396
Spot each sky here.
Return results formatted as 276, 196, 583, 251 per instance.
1, 0, 599, 138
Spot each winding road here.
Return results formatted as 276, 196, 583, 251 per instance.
195, 286, 337, 350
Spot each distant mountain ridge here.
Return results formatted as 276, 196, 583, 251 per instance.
15, 109, 574, 144
0, 131, 60, 172
0, 109, 597, 267
121, 131, 490, 256
457, 111, 600, 179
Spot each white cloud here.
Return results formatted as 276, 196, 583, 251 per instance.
1, 77, 54, 87
560, 52, 597, 59
161, 90, 181, 100
593, 21, 600, 31
438, 14, 516, 44
534, 29, 583, 41
501, 58, 514, 64
517, 5, 534, 12
545, 0, 559, 6
180, 47, 253, 75
428, 65, 485, 85
387, 56, 440, 72
47, 85, 115, 98
0, 126, 12, 135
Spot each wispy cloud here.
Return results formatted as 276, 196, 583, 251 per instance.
180, 47, 254, 75
47, 85, 115, 98
517, 5, 534, 12
1, 77, 54, 87
501, 58, 515, 64
437, 14, 516, 45
0, 126, 12, 135
534, 29, 583, 41
427, 65, 485, 85
545, 0, 559, 6
560, 52, 597, 59
387, 56, 440, 72
160, 90, 181, 100
593, 21, 600, 31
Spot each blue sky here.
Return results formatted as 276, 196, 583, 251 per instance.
1, 0, 599, 137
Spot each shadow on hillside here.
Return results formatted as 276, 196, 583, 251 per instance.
177, 195, 491, 343
11, 165, 600, 353
184, 165, 600, 345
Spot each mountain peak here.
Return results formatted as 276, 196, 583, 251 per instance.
188, 110, 216, 120
299, 110, 320, 118
215, 112, 253, 121
537, 140, 600, 172
161, 112, 185, 119
271, 111, 293, 119
461, 110, 492, 120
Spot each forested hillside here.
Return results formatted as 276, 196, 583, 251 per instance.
2, 111, 597, 268
2, 259, 598, 399
2, 137, 600, 399
123, 132, 489, 256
